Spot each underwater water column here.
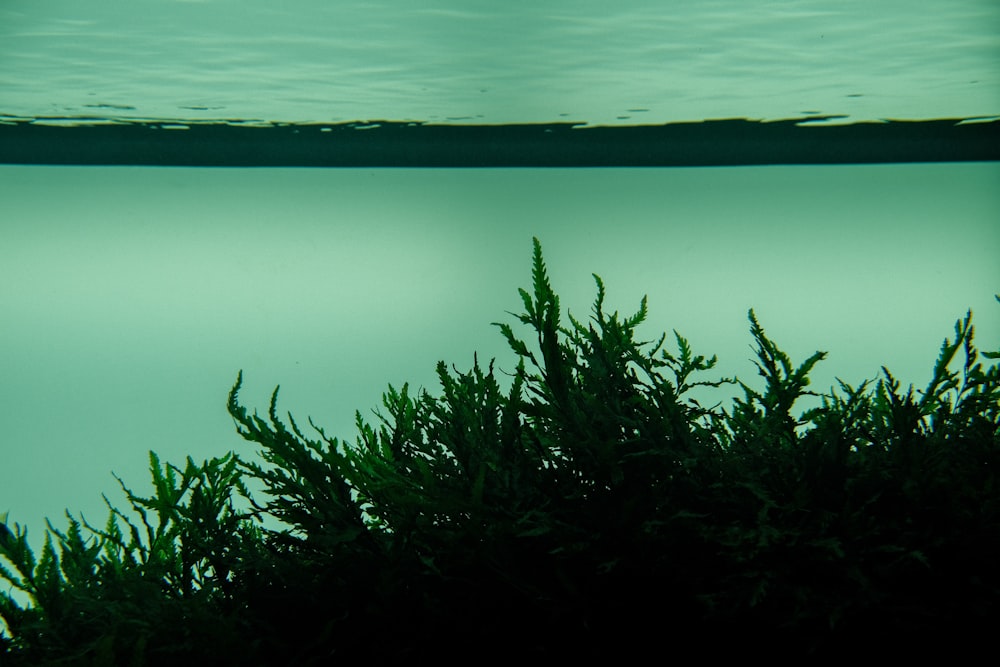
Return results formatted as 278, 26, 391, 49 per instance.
0, 162, 998, 637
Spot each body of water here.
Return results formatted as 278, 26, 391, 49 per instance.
2, 163, 998, 566
1, 0, 998, 125
0, 0, 998, 641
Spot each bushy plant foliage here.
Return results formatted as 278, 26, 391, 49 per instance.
0, 453, 265, 665
2, 238, 998, 662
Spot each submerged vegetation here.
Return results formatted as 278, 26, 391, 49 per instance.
2, 238, 998, 663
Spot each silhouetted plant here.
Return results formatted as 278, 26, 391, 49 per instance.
0, 453, 266, 665
2, 238, 997, 662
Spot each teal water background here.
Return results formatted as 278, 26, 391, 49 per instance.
0, 0, 999, 632
1, 0, 998, 124
2, 164, 998, 576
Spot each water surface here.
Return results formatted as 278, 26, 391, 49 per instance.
2, 0, 997, 124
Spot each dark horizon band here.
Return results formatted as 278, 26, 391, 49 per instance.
1, 116, 997, 167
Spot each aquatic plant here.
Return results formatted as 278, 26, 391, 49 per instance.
1, 238, 998, 663
0, 452, 266, 665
